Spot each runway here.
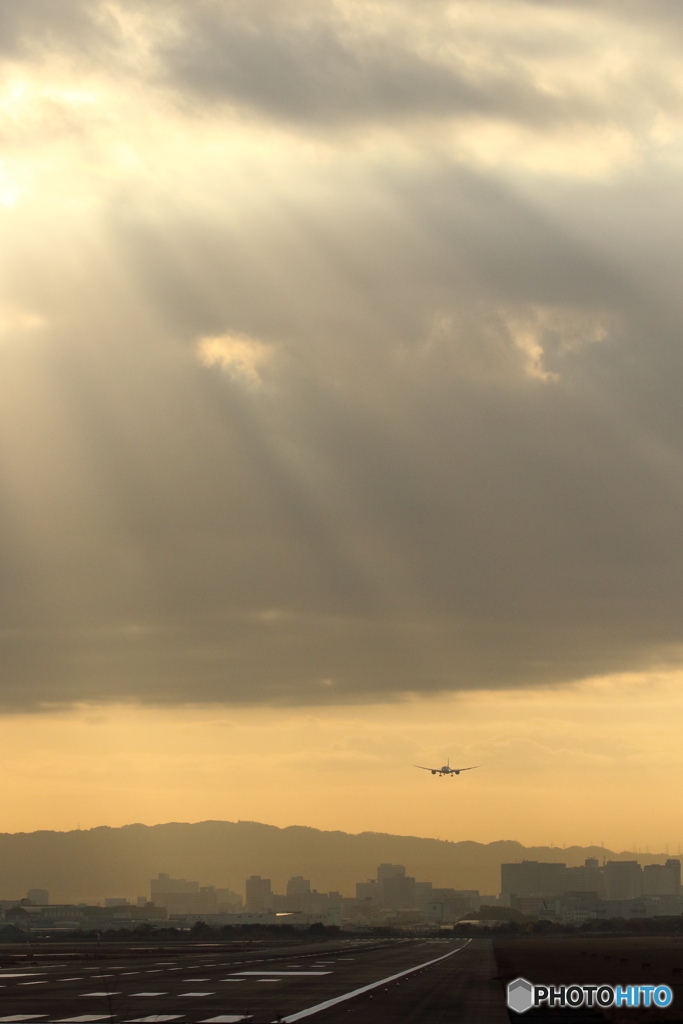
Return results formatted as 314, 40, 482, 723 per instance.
0, 936, 509, 1023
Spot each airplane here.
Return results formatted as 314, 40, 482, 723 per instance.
414, 758, 479, 777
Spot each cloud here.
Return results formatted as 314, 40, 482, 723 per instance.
1, 0, 683, 711
132, 0, 683, 151
0, 0, 113, 59
152, 0, 573, 130
196, 332, 276, 385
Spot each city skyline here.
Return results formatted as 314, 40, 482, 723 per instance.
5, 855, 683, 934
2, 2, 683, 852
0, 819, 680, 909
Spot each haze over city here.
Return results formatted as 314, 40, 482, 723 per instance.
1, 1, 683, 854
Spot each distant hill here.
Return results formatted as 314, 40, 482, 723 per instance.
0, 821, 673, 904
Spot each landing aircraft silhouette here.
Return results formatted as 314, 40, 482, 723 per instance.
414, 758, 479, 777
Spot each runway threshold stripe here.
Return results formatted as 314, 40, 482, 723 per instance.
277, 940, 471, 1023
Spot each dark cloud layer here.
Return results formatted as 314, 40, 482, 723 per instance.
2, 1, 683, 710
154, 2, 574, 129
0, 0, 113, 58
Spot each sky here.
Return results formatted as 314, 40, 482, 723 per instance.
1, 0, 683, 854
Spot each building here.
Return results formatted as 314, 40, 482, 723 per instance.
501, 861, 567, 899
604, 861, 642, 901
642, 860, 681, 896
380, 872, 416, 910
151, 873, 199, 902
245, 875, 272, 913
286, 876, 311, 896
150, 874, 241, 915
564, 859, 605, 897
26, 889, 49, 906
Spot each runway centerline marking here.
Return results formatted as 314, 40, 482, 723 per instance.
231, 972, 331, 977
0, 974, 44, 979
276, 940, 471, 1022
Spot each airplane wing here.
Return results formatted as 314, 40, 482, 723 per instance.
413, 764, 437, 771
456, 766, 479, 771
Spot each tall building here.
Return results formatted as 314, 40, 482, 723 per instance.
215, 888, 243, 912
286, 876, 311, 896
26, 889, 49, 906
501, 861, 567, 898
355, 880, 378, 903
151, 873, 199, 901
377, 864, 405, 883
380, 872, 416, 910
150, 874, 226, 915
564, 858, 605, 897
604, 861, 642, 901
666, 859, 681, 892
245, 875, 272, 913
356, 865, 417, 911
643, 860, 681, 896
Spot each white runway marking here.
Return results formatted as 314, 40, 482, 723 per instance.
0, 1016, 49, 1021
178, 991, 214, 997
278, 941, 471, 1022
18, 982, 47, 986
129, 992, 168, 997
0, 974, 44, 979
80, 992, 122, 997
232, 972, 331, 977
199, 1017, 253, 1023
123, 1017, 184, 1022
55, 1016, 112, 1022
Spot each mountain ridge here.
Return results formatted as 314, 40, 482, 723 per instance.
0, 820, 672, 904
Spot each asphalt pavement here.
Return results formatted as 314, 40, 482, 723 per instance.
0, 936, 509, 1023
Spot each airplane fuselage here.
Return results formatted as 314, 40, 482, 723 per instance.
415, 759, 478, 776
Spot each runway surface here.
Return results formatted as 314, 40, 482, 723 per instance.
0, 936, 509, 1023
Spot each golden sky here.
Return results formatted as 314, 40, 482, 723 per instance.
1, 0, 683, 853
